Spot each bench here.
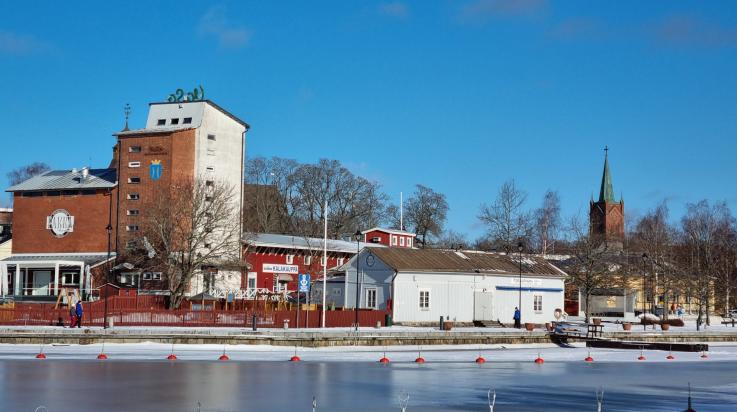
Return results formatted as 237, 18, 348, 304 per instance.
721, 318, 736, 327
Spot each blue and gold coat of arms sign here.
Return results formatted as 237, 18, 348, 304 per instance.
150, 160, 163, 181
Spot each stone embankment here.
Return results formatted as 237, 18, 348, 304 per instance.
1, 327, 737, 347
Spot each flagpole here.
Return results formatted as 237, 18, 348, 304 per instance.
322, 201, 328, 328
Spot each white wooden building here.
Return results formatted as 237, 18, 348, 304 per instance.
321, 248, 567, 326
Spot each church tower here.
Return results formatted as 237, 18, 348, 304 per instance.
589, 147, 624, 249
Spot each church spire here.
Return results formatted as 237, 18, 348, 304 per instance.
599, 146, 615, 202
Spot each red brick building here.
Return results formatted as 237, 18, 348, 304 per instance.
1, 168, 117, 300
589, 149, 624, 249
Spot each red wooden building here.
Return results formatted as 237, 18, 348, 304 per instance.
362, 227, 416, 248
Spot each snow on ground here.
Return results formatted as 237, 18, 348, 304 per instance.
1, 341, 736, 363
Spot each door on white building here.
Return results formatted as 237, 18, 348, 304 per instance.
474, 292, 494, 321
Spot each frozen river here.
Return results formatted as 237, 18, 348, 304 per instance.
2, 357, 737, 411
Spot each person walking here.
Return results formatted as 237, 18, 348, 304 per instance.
75, 300, 83, 328
69, 304, 78, 328
513, 307, 521, 329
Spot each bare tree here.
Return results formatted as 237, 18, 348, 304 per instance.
124, 178, 242, 309
680, 200, 732, 329
434, 230, 468, 250
7, 162, 51, 186
478, 179, 532, 249
632, 202, 677, 320
402, 184, 449, 248
534, 190, 561, 255
565, 215, 613, 323
244, 156, 298, 233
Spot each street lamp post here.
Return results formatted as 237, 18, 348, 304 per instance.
517, 242, 524, 327
642, 253, 648, 331
354, 230, 362, 331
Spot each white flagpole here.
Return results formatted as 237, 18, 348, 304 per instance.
400, 192, 403, 230
322, 201, 328, 328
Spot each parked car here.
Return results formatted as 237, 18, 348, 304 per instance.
726, 309, 737, 318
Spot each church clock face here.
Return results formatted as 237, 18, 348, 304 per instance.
366, 254, 375, 267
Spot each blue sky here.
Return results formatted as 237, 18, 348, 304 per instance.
2, 1, 736, 240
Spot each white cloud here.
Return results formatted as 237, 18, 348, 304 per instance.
198, 5, 251, 49
0, 31, 50, 55
378, 2, 409, 19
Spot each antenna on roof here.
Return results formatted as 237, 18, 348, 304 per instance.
122, 103, 132, 131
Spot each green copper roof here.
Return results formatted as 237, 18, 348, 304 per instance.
599, 150, 615, 202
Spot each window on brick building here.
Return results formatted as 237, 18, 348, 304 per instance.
127, 209, 139, 216
128, 161, 141, 168
129, 146, 141, 153
128, 177, 140, 184
126, 225, 139, 232
127, 193, 140, 200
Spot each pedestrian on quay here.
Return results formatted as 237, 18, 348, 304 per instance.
69, 304, 78, 328
513, 307, 521, 329
75, 300, 83, 328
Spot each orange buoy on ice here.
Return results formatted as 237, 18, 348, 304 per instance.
475, 356, 486, 364
97, 353, 108, 360
290, 355, 301, 362
35, 353, 47, 359
219, 354, 230, 361
167, 354, 178, 361
379, 356, 390, 364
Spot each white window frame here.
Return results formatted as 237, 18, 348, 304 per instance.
127, 193, 140, 200
399, 237, 405, 247
534, 295, 543, 313
126, 225, 139, 232
247, 272, 257, 290
407, 238, 412, 247
142, 272, 152, 280
286, 255, 294, 264
419, 289, 430, 311
304, 255, 311, 265
365, 288, 378, 309
152, 272, 162, 281
207, 148, 216, 156
128, 177, 140, 184
127, 209, 139, 216
128, 161, 141, 168
391, 235, 398, 246
337, 257, 345, 266
129, 146, 141, 153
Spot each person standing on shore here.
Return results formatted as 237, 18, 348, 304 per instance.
75, 301, 83, 328
69, 304, 78, 328
513, 307, 521, 328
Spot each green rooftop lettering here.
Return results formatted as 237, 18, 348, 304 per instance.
168, 85, 205, 102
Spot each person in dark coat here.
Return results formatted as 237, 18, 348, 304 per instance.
75, 301, 83, 328
513, 307, 521, 329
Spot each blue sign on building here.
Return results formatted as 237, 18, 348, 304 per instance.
149, 160, 163, 181
298, 274, 311, 292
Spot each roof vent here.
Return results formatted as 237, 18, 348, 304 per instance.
81, 167, 89, 180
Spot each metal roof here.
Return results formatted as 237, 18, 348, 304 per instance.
2, 253, 112, 266
114, 126, 195, 136
367, 248, 567, 277
6, 168, 117, 192
361, 227, 416, 237
246, 233, 384, 254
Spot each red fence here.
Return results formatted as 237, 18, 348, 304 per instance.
0, 306, 388, 328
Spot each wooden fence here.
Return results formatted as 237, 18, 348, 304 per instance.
0, 305, 388, 328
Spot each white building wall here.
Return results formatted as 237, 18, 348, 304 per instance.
392, 272, 565, 324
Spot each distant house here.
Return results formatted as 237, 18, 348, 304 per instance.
362, 227, 416, 248
315, 247, 567, 326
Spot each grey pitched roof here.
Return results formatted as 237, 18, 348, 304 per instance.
246, 233, 384, 254
369, 248, 567, 278
2, 253, 112, 266
6, 169, 117, 192
114, 126, 195, 136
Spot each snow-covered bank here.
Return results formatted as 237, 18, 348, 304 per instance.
1, 342, 736, 363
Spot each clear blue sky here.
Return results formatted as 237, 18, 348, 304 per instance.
2, 1, 736, 240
